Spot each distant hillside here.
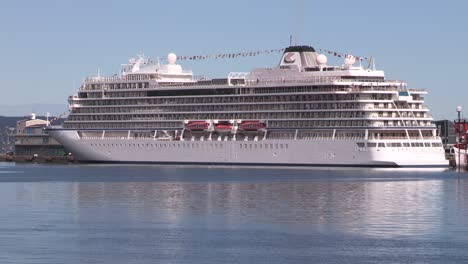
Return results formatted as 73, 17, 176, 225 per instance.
0, 116, 24, 128
0, 116, 65, 127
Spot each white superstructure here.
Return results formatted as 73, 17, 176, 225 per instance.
47, 46, 447, 167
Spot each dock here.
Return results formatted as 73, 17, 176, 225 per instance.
0, 154, 75, 163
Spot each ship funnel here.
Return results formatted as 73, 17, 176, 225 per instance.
279, 45, 319, 72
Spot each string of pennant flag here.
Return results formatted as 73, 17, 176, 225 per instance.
318, 48, 367, 62
149, 48, 285, 63
176, 48, 286, 61
152, 46, 368, 63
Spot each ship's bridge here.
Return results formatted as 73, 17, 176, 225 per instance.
279, 45, 320, 71
247, 45, 385, 83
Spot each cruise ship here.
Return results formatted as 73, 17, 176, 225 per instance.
46, 45, 447, 167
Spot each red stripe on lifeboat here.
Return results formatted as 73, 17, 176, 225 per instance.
186, 121, 209, 131
239, 121, 266, 131
214, 124, 233, 132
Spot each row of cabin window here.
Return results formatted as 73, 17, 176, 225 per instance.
70, 110, 426, 121
87, 82, 149, 90
73, 102, 372, 114
68, 111, 370, 121
248, 85, 399, 95
357, 142, 442, 148
86, 83, 402, 95
89, 142, 289, 149
64, 122, 180, 129
73, 93, 399, 106
66, 118, 430, 129
89, 91, 368, 101
64, 120, 431, 130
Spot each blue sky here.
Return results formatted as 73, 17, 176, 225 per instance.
0, 0, 466, 119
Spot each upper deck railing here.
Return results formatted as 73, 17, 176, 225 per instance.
85, 75, 153, 83
81, 75, 407, 91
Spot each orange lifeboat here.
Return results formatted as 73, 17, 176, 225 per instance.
214, 123, 233, 133
239, 121, 266, 131
185, 121, 209, 131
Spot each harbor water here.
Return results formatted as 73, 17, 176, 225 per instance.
1, 162, 468, 263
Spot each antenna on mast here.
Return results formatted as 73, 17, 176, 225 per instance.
367, 57, 376, 70
294, 0, 304, 45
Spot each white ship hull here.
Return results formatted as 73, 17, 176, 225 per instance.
49, 129, 447, 167
453, 146, 468, 169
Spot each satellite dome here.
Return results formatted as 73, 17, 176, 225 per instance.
316, 54, 327, 65
167, 53, 177, 64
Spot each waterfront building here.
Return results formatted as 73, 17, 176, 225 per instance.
15, 113, 66, 156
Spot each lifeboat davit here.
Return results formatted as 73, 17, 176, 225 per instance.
185, 121, 209, 131
239, 121, 266, 131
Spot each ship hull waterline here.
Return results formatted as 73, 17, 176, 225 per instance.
48, 129, 448, 168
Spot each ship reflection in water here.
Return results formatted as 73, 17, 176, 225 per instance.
71, 169, 462, 238
2, 164, 468, 263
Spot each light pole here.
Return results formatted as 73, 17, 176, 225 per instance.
456, 106, 462, 172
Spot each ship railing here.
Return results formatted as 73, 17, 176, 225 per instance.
297, 136, 366, 140
245, 76, 341, 85
245, 77, 405, 85
360, 87, 401, 91
292, 136, 440, 141
82, 73, 407, 85
333, 136, 366, 140
85, 76, 125, 83
77, 133, 440, 141
375, 106, 427, 110
79, 75, 412, 93
366, 136, 439, 140
407, 88, 427, 92
336, 79, 405, 84
84, 75, 153, 84
300, 136, 332, 140
142, 84, 406, 94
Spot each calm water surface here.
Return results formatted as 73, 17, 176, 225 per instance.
1, 162, 468, 263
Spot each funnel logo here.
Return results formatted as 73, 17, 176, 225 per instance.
283, 52, 296, 63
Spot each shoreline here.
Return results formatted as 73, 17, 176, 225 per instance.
0, 154, 75, 163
